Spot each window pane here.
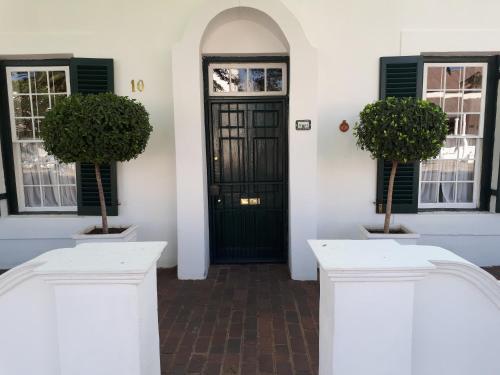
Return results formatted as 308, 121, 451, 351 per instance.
60, 186, 77, 206
42, 186, 59, 207
249, 69, 265, 92
427, 67, 443, 90
34, 119, 43, 138
446, 115, 461, 135
15, 119, 34, 139
13, 95, 32, 117
266, 68, 283, 91
50, 94, 65, 106
59, 163, 76, 185
421, 161, 440, 181
439, 160, 456, 181
30, 71, 48, 93
24, 186, 41, 207
443, 92, 460, 112
440, 138, 458, 159
33, 95, 50, 117
445, 66, 463, 90
11, 72, 29, 93
456, 183, 474, 202
49, 71, 67, 93
213, 68, 230, 92
22, 159, 40, 185
463, 114, 480, 135
463, 91, 481, 112
438, 183, 455, 203
20, 143, 39, 165
457, 160, 474, 181
457, 138, 476, 159
40, 160, 58, 185
464, 67, 483, 89
230, 68, 247, 92
420, 183, 438, 203
426, 91, 442, 107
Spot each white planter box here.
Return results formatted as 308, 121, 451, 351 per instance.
73, 225, 138, 245
359, 224, 420, 245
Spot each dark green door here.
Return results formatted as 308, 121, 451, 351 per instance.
206, 99, 288, 263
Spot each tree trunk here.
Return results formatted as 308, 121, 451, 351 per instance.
384, 160, 398, 234
95, 163, 109, 234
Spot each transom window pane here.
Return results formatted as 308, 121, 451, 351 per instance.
6, 66, 76, 212
209, 63, 287, 96
420, 63, 487, 209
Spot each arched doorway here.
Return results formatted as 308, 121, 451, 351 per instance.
173, 1, 318, 280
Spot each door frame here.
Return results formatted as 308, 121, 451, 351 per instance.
202, 55, 290, 264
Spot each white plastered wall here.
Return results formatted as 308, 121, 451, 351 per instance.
0, 0, 500, 271
173, 0, 318, 280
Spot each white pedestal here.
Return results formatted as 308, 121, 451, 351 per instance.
36, 241, 166, 375
310, 240, 434, 375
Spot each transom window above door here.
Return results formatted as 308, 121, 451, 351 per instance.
208, 63, 287, 96
6, 66, 76, 212
420, 63, 487, 209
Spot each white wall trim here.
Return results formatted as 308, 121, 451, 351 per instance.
172, 0, 318, 280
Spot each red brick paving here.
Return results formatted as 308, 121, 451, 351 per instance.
1, 264, 499, 374
157, 264, 319, 375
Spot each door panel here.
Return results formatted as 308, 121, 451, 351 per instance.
207, 100, 288, 263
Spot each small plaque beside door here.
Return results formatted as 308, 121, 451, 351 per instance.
296, 120, 311, 130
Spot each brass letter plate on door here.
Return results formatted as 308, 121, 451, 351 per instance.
240, 198, 261, 206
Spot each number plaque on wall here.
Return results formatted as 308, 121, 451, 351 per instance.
296, 120, 311, 130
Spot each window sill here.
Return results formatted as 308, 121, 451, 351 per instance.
3, 212, 78, 217
418, 208, 486, 214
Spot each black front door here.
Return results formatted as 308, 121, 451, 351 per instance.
206, 99, 288, 263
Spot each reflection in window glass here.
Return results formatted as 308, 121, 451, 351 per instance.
11, 72, 29, 93
421, 63, 486, 207
249, 69, 265, 92
267, 68, 283, 91
7, 67, 76, 211
213, 68, 230, 93
230, 69, 247, 92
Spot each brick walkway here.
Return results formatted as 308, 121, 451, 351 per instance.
157, 265, 319, 375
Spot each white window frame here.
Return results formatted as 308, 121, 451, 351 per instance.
6, 66, 76, 212
419, 62, 488, 209
208, 62, 287, 96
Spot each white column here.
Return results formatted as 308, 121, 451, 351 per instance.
36, 242, 166, 375
310, 240, 434, 375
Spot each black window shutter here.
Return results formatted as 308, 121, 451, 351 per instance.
70, 58, 118, 216
376, 56, 423, 214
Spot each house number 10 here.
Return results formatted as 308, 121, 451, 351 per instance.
131, 79, 144, 92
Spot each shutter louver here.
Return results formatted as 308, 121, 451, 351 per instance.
70, 58, 118, 216
376, 56, 423, 214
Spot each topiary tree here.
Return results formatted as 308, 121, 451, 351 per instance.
41, 93, 153, 234
354, 97, 448, 234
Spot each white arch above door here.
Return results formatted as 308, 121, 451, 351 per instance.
172, 0, 318, 280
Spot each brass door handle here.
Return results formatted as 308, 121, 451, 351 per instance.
240, 198, 261, 206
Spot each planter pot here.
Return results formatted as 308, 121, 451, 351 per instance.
73, 225, 139, 245
359, 224, 420, 245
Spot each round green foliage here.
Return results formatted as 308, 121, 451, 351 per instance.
41, 93, 153, 164
354, 97, 448, 163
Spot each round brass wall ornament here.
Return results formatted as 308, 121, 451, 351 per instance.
339, 120, 349, 132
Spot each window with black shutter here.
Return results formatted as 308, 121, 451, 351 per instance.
376, 56, 423, 214
377, 55, 499, 213
70, 58, 118, 216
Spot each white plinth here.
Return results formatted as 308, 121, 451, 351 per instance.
308, 240, 465, 375
36, 241, 166, 375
